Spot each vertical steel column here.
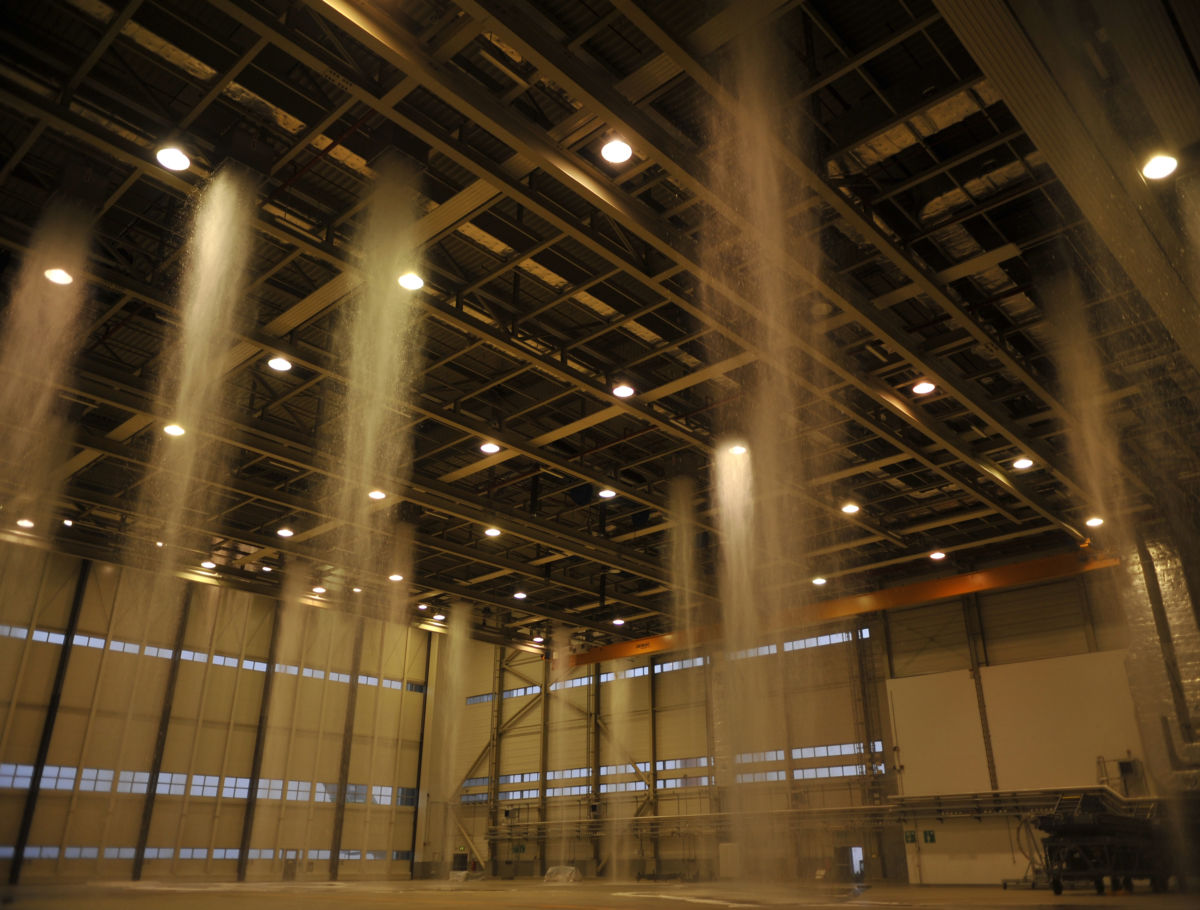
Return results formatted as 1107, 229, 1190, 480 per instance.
537, 651, 550, 875
1135, 537, 1197, 741
132, 581, 195, 881
8, 558, 92, 886
408, 632, 433, 878
962, 593, 999, 790
329, 616, 366, 880
589, 662, 601, 872
486, 646, 505, 876
236, 598, 282, 881
647, 655, 660, 875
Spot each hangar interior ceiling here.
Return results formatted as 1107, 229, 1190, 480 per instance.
2, 0, 1200, 649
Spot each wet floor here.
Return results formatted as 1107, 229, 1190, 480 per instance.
2, 880, 1196, 910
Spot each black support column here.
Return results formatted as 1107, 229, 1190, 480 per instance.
236, 598, 282, 881
8, 558, 92, 886
329, 616, 366, 880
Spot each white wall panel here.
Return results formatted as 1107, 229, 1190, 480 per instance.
886, 670, 990, 796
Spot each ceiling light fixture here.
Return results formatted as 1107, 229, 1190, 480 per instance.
16, 519, 34, 529
62, 519, 73, 527
276, 527, 294, 538
812, 577, 827, 586
163, 423, 185, 437
728, 444, 747, 456
533, 635, 544, 644
612, 382, 635, 399
930, 551, 947, 560
267, 356, 292, 372
352, 587, 362, 593
598, 488, 617, 499
260, 565, 271, 572
417, 603, 428, 610
312, 585, 326, 594
200, 560, 216, 569
398, 272, 424, 291
1142, 154, 1178, 180
1086, 516, 1104, 528
156, 145, 190, 171
912, 380, 936, 395
612, 618, 625, 626
601, 139, 633, 163
480, 442, 501, 454
841, 503, 860, 514
484, 527, 501, 537
368, 489, 386, 500
155, 540, 164, 548
43, 268, 73, 285
513, 591, 527, 600
1012, 457, 1034, 470
432, 612, 445, 621
388, 573, 404, 582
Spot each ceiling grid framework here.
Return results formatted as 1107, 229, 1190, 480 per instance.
1, 0, 1198, 648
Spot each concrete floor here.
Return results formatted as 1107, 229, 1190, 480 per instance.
2, 881, 1196, 909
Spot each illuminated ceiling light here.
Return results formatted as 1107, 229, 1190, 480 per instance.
600, 138, 633, 163
611, 618, 625, 626
398, 271, 424, 291
155, 540, 164, 548
1142, 154, 1177, 180
16, 519, 34, 529
930, 551, 947, 560
43, 268, 73, 285
260, 565, 272, 572
163, 423, 185, 437
156, 145, 190, 171
432, 612, 445, 621
484, 527, 502, 537
267, 356, 292, 372
352, 587, 362, 593
598, 488, 617, 499
200, 560, 217, 569
513, 591, 527, 600
312, 585, 326, 594
368, 489, 387, 500
1012, 457, 1034, 470
912, 380, 936, 395
812, 577, 827, 586
611, 382, 635, 399
388, 573, 404, 582
728, 444, 747, 456
480, 442, 501, 454
1086, 516, 1104, 528
62, 519, 73, 527
417, 603, 428, 610
532, 635, 544, 644
841, 503, 860, 514
276, 527, 294, 538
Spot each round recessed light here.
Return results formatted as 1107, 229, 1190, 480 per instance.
930, 551, 947, 560
43, 268, 73, 285
155, 540, 164, 548
480, 442, 501, 454
200, 560, 217, 569
841, 503, 860, 514
1142, 154, 1178, 180
728, 444, 747, 455
352, 586, 362, 593
912, 381, 936, 395
388, 573, 404, 582
368, 489, 387, 500
532, 635, 544, 644
432, 613, 445, 621
513, 591, 527, 600
260, 565, 272, 572
1086, 516, 1104, 528
1012, 457, 1034, 470
600, 138, 633, 163
812, 577, 827, 586
156, 145, 190, 171
312, 585, 326, 594
276, 527, 294, 538
163, 423, 185, 437
398, 272, 424, 291
612, 618, 625, 626
16, 519, 34, 529
267, 356, 292, 372
417, 603, 428, 610
62, 519, 73, 527
484, 527, 502, 537
612, 382, 635, 399
598, 488, 617, 499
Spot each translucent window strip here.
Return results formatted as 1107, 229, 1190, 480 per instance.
622, 666, 649, 678
734, 750, 784, 764
545, 784, 590, 797
314, 782, 338, 803
792, 763, 883, 780
600, 780, 647, 793
790, 740, 884, 761
654, 656, 707, 673
498, 771, 539, 784
2, 625, 426, 693
503, 685, 541, 698
40, 765, 76, 790
79, 767, 112, 792
736, 769, 787, 783
599, 763, 648, 776
461, 792, 488, 803
655, 756, 708, 771
117, 771, 149, 794
498, 788, 540, 800
465, 693, 493, 705
548, 675, 590, 691
730, 644, 778, 660
657, 776, 708, 789
545, 766, 589, 781
222, 777, 250, 799
462, 776, 488, 788
157, 772, 186, 796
